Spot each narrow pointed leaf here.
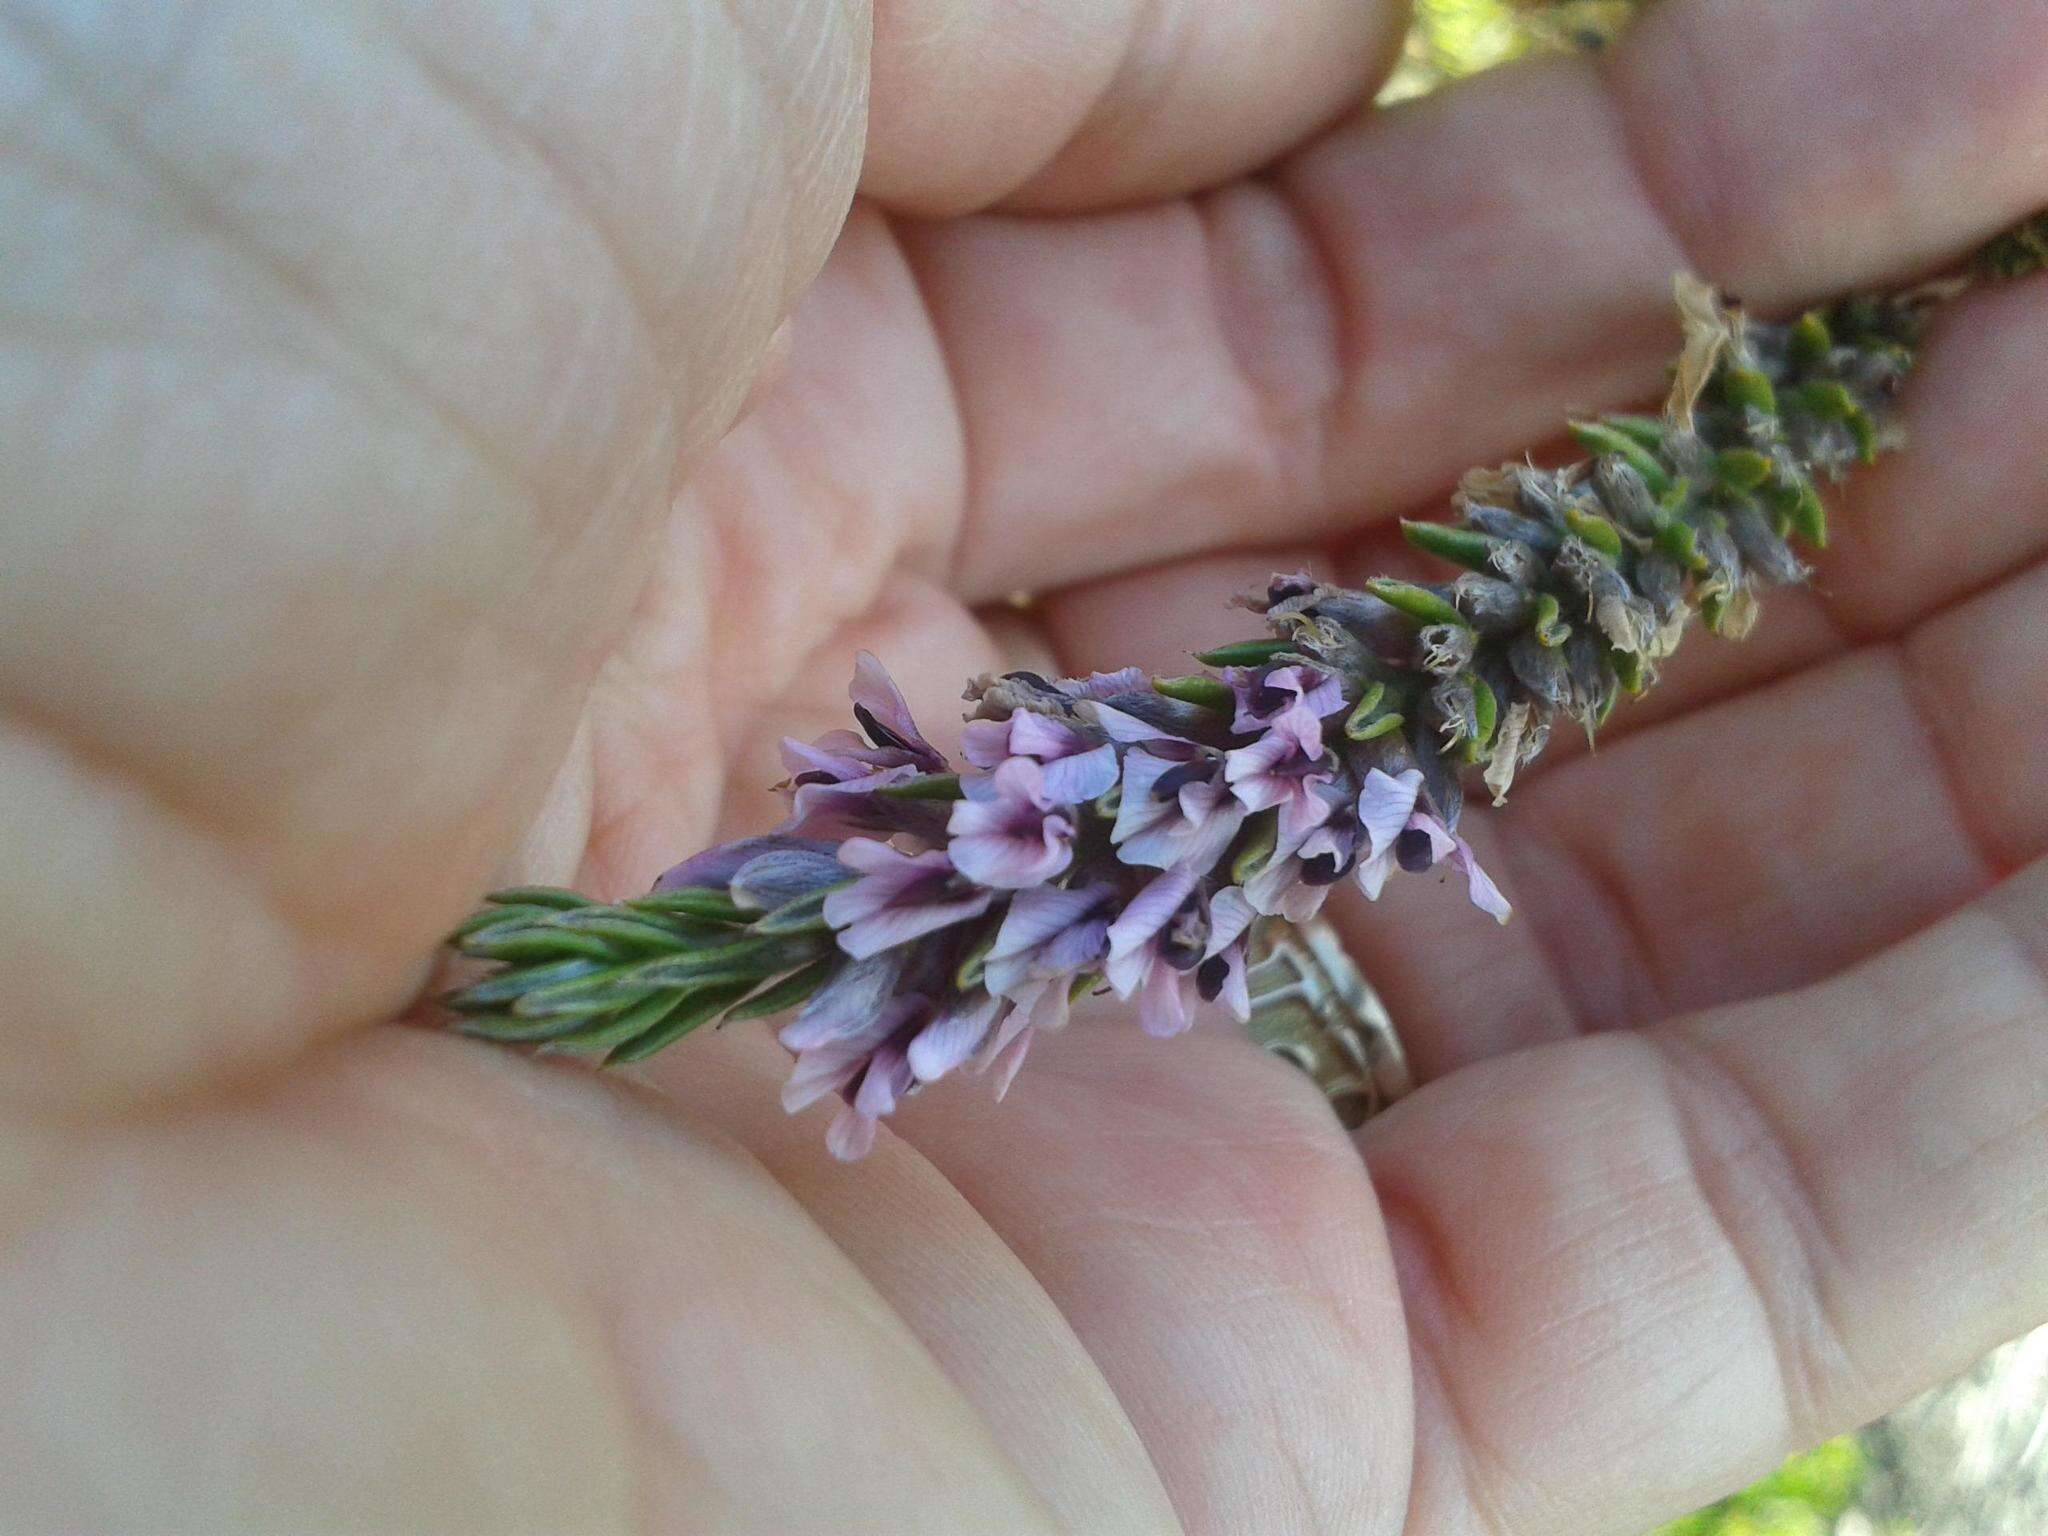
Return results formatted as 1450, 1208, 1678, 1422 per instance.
605, 980, 758, 1065
458, 926, 622, 963
1569, 422, 1672, 494
1193, 638, 1291, 667
626, 888, 755, 923
442, 957, 605, 1013
1400, 520, 1496, 571
485, 886, 595, 910
725, 958, 837, 1023
1364, 578, 1464, 628
873, 773, 964, 801
1152, 675, 1233, 710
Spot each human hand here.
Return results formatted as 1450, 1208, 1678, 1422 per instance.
4, 1, 2045, 1531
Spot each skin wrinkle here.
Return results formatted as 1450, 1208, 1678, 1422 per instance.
0, 6, 542, 516
1647, 1025, 1846, 1446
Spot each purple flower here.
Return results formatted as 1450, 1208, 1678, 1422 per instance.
946, 758, 1078, 889
1103, 868, 1212, 1037
1198, 885, 1259, 1022
960, 710, 1118, 804
1224, 726, 1335, 852
1226, 664, 1345, 755
1240, 783, 1360, 921
776, 654, 952, 839
822, 838, 996, 958
848, 650, 948, 773
1110, 745, 1247, 871
782, 990, 1011, 1160
1355, 768, 1512, 923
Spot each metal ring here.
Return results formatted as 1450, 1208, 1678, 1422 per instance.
1243, 918, 1412, 1128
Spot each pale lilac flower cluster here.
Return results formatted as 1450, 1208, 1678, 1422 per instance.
666, 644, 1509, 1159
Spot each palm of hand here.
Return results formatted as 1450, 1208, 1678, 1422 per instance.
5, 2, 2046, 1532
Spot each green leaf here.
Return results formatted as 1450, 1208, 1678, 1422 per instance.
1152, 675, 1233, 710
1788, 311, 1833, 371
1789, 483, 1828, 547
1600, 414, 1668, 452
1562, 507, 1624, 560
1341, 682, 1388, 741
874, 772, 964, 801
626, 888, 754, 924
751, 887, 842, 936
1530, 592, 1572, 647
542, 910, 695, 955
448, 903, 554, 941
725, 958, 837, 1023
484, 886, 595, 910
1348, 710, 1404, 742
622, 935, 824, 991
1611, 648, 1647, 694
1364, 578, 1464, 628
1400, 520, 1497, 571
1569, 421, 1672, 494
1469, 673, 1499, 749
456, 1007, 618, 1045
545, 990, 694, 1053
1714, 448, 1775, 493
1790, 380, 1859, 422
442, 957, 605, 1013
605, 979, 758, 1065
1718, 366, 1777, 415
954, 923, 1001, 991
1652, 516, 1708, 574
1193, 638, 1291, 667
457, 926, 622, 964
511, 970, 665, 1020
1229, 813, 1279, 883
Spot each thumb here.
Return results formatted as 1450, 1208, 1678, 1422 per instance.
0, 0, 867, 1118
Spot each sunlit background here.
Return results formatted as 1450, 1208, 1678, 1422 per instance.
1380, 4, 2048, 1532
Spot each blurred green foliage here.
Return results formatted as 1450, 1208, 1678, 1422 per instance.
1651, 1438, 1868, 1535
1380, 0, 1643, 103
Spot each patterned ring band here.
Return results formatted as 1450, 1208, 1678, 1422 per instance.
1243, 918, 1413, 1128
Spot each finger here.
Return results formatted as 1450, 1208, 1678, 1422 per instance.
1361, 856, 2048, 1536
899, 0, 2048, 599
633, 1025, 1183, 1533
0, 1, 863, 1112
864, 0, 1406, 214
891, 1010, 1415, 1536
1335, 552, 2048, 1079
2, 1033, 1059, 1533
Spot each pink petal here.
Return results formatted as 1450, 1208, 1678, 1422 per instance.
826, 1105, 879, 1161
1357, 769, 1424, 858
1355, 848, 1395, 900
1223, 731, 1297, 786
1105, 867, 1199, 962
1040, 743, 1119, 804
988, 1029, 1034, 1099
1005, 710, 1083, 760
959, 718, 1011, 769
835, 889, 994, 959
1135, 962, 1194, 1037
1205, 887, 1259, 954
1451, 841, 1513, 924
991, 883, 1112, 958
849, 651, 935, 760
907, 996, 1002, 1082
948, 824, 1074, 889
